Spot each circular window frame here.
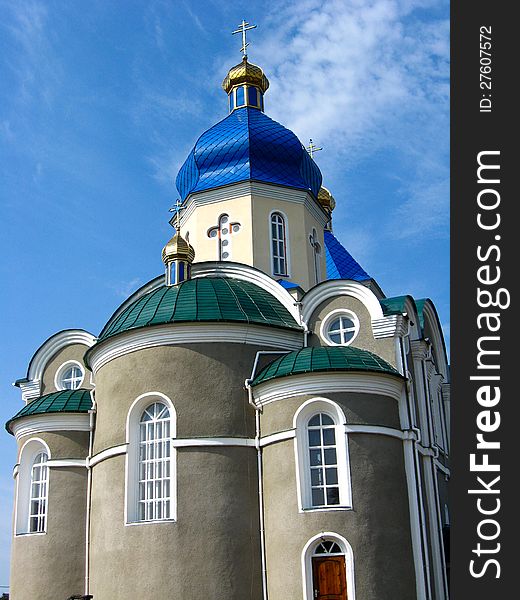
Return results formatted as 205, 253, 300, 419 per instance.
54, 360, 85, 391
320, 309, 360, 347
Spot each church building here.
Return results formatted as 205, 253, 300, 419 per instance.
6, 23, 450, 600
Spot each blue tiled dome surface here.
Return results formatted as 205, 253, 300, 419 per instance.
176, 107, 322, 199
324, 230, 370, 281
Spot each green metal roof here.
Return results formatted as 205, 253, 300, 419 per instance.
6, 388, 92, 434
97, 277, 301, 342
380, 295, 415, 316
251, 346, 401, 386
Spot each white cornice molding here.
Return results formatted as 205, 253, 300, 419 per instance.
46, 459, 87, 468
410, 339, 431, 361
302, 281, 404, 338
11, 414, 91, 442
259, 425, 406, 447
27, 330, 96, 382
252, 372, 404, 406
18, 379, 42, 404
89, 322, 303, 374
171, 437, 256, 448
192, 262, 302, 321
372, 315, 407, 339
180, 181, 328, 227
89, 444, 128, 467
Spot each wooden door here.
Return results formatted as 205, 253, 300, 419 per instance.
312, 556, 348, 600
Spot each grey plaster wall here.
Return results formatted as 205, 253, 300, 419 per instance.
92, 343, 272, 454
10, 466, 87, 599
88, 342, 268, 599
89, 448, 262, 599
40, 343, 92, 396
261, 392, 416, 600
307, 295, 397, 367
260, 391, 401, 437
17, 430, 90, 462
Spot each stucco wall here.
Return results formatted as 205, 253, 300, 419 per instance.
307, 295, 397, 367
260, 391, 415, 600
40, 342, 92, 396
10, 466, 87, 599
88, 342, 267, 599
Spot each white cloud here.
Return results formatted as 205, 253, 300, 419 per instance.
251, 0, 449, 239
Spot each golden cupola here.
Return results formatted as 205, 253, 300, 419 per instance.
222, 57, 270, 112
318, 186, 336, 230
162, 228, 195, 286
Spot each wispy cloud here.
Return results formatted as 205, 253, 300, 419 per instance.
2, 0, 62, 108
108, 277, 144, 299
251, 0, 449, 239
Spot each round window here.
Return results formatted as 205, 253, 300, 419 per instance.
55, 362, 85, 390
321, 310, 359, 346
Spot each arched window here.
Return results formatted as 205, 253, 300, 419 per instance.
138, 402, 171, 521
302, 533, 356, 600
126, 392, 176, 524
271, 212, 288, 276
15, 438, 51, 535
294, 399, 352, 511
28, 452, 49, 533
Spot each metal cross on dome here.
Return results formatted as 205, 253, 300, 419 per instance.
232, 19, 257, 58
306, 139, 323, 159
168, 199, 184, 230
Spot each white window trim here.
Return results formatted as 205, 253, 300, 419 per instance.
302, 532, 356, 600
125, 392, 177, 525
54, 359, 85, 391
15, 437, 51, 536
320, 309, 360, 347
293, 398, 353, 513
269, 209, 291, 278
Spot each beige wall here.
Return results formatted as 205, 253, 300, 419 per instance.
179, 186, 327, 291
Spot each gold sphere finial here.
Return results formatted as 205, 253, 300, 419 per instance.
317, 186, 336, 213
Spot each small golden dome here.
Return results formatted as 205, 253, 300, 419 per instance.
318, 186, 336, 213
222, 57, 270, 94
162, 230, 195, 264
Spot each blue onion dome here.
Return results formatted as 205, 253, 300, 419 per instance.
175, 58, 322, 201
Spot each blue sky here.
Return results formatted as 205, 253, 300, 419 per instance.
0, 0, 449, 586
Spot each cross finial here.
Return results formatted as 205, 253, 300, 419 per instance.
168, 199, 184, 231
306, 138, 323, 159
232, 19, 257, 58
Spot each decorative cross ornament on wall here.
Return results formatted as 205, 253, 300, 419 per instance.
208, 214, 241, 261
309, 228, 322, 285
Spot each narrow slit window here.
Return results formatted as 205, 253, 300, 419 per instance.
271, 213, 287, 276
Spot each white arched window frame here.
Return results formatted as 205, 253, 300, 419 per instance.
54, 360, 85, 390
302, 532, 356, 600
15, 438, 51, 535
125, 392, 176, 524
294, 398, 352, 512
270, 211, 290, 277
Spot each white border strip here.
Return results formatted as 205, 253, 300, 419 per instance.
89, 323, 302, 373
47, 459, 87, 468
253, 372, 404, 405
